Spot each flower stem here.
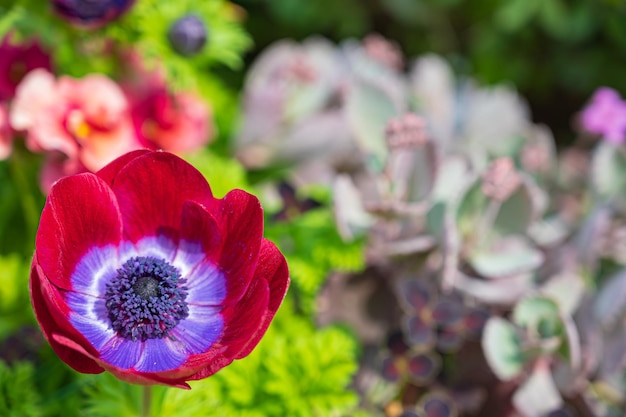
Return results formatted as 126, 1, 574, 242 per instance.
9, 147, 39, 241
141, 385, 152, 417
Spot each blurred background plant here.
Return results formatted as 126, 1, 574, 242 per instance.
1, 0, 626, 416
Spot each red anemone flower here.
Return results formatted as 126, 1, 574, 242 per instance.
30, 150, 289, 388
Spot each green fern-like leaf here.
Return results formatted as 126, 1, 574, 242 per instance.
265, 207, 365, 310
0, 360, 42, 417
109, 0, 251, 90
0, 255, 35, 339
0, 4, 23, 39
82, 373, 143, 417
154, 306, 362, 417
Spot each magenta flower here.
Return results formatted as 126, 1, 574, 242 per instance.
30, 150, 289, 388
52, 0, 135, 28
580, 87, 626, 145
0, 102, 12, 159
127, 75, 213, 153
0, 33, 52, 101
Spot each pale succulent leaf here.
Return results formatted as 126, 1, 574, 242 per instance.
513, 296, 560, 331
513, 363, 563, 417
470, 237, 544, 278
590, 142, 626, 202
455, 272, 534, 305
593, 268, 626, 331
345, 79, 400, 171
482, 317, 526, 380
332, 175, 373, 242
494, 181, 536, 236
540, 272, 585, 316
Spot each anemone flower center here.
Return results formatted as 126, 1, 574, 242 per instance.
105, 256, 189, 342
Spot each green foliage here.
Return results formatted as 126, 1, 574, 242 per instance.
0, 149, 45, 257
0, 360, 42, 417
184, 148, 251, 197
182, 309, 361, 417
82, 374, 143, 417
82, 305, 363, 417
112, 0, 251, 73
265, 207, 365, 311
0, 255, 35, 339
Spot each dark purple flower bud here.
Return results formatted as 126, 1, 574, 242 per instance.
168, 14, 208, 56
52, 0, 135, 27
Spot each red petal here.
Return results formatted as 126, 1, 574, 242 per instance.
158, 345, 231, 382
179, 201, 221, 259
213, 189, 264, 304
235, 239, 289, 359
110, 152, 214, 242
221, 277, 270, 358
36, 173, 122, 291
30, 258, 103, 374
96, 149, 151, 186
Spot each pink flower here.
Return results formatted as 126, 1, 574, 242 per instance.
129, 82, 213, 153
0, 33, 52, 101
10, 69, 141, 173
0, 102, 12, 159
580, 87, 626, 145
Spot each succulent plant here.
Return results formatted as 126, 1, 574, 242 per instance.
238, 34, 626, 417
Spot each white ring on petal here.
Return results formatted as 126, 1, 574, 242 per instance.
70, 245, 118, 297
123, 235, 178, 264
172, 240, 207, 277
185, 260, 227, 305
67, 292, 115, 351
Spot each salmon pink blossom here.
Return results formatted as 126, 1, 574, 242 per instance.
30, 150, 289, 388
10, 69, 140, 174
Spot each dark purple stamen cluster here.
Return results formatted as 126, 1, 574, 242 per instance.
105, 256, 189, 342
